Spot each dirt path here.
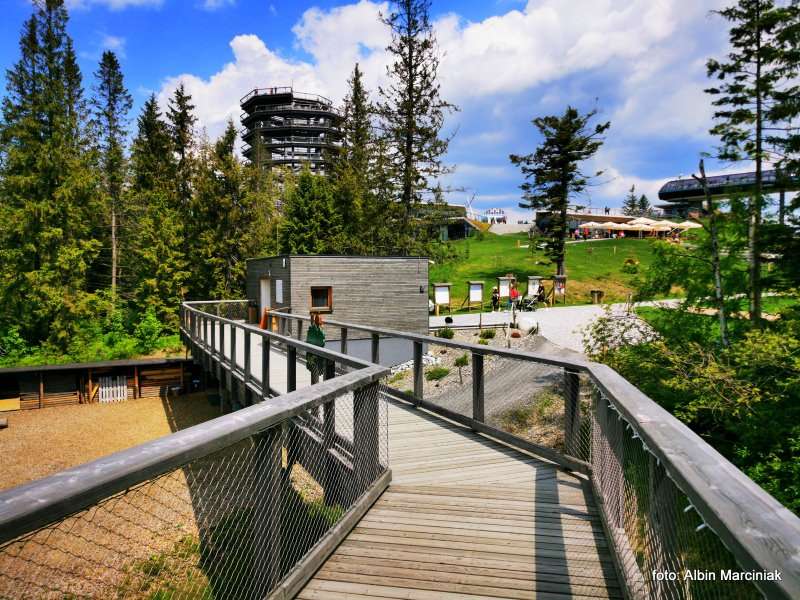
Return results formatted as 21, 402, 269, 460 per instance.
0, 393, 219, 492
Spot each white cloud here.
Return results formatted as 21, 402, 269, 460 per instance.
158, 35, 321, 135
154, 0, 736, 209
67, 0, 162, 10
101, 34, 126, 57
201, 0, 235, 10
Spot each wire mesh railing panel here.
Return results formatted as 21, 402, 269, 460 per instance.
480, 354, 567, 453
0, 382, 388, 600
589, 385, 762, 600
411, 340, 474, 418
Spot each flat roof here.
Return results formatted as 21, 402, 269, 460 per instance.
0, 357, 192, 376
246, 254, 429, 262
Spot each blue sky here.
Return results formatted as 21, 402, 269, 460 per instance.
2, 0, 744, 219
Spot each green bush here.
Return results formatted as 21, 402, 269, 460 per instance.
621, 257, 640, 274
478, 339, 489, 345
436, 326, 455, 339
425, 366, 450, 381
454, 354, 469, 368
135, 308, 163, 353
479, 328, 496, 339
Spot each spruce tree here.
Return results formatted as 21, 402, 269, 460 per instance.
126, 96, 187, 326
279, 170, 341, 254
638, 194, 651, 216
0, 0, 101, 347
622, 185, 640, 215
706, 0, 785, 322
335, 64, 375, 252
167, 83, 197, 210
376, 0, 457, 251
91, 50, 132, 304
191, 121, 275, 298
510, 106, 609, 276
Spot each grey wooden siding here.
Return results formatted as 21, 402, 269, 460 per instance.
246, 257, 291, 312
290, 257, 428, 338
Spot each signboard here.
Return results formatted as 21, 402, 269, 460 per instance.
469, 283, 483, 303
554, 278, 566, 296
434, 285, 450, 306
498, 279, 511, 298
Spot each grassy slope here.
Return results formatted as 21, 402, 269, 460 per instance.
430, 233, 658, 307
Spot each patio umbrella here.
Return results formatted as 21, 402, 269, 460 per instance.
678, 220, 702, 229
579, 221, 603, 228
628, 217, 659, 225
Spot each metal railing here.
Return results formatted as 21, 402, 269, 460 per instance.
265, 307, 800, 600
241, 104, 340, 120
240, 87, 333, 105
0, 302, 390, 600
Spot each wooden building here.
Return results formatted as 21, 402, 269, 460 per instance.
0, 358, 202, 412
246, 255, 429, 365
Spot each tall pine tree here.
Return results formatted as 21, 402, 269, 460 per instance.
125, 95, 187, 326
0, 0, 101, 348
706, 0, 785, 322
376, 0, 456, 252
191, 120, 276, 299
279, 170, 341, 254
90, 50, 132, 305
510, 106, 609, 276
622, 185, 640, 215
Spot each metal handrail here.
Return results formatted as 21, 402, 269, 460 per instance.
264, 307, 800, 599
0, 365, 386, 545
240, 87, 333, 105
241, 104, 340, 119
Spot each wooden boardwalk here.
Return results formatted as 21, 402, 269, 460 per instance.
298, 398, 621, 599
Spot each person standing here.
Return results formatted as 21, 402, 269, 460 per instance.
306, 312, 326, 382
491, 287, 500, 312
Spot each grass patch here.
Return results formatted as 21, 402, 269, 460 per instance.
479, 328, 496, 339
435, 326, 455, 339
494, 388, 565, 450
429, 233, 660, 307
425, 366, 450, 381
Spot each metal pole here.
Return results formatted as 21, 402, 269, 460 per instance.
472, 353, 484, 423
413, 341, 423, 401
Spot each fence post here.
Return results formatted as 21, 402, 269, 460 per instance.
210, 315, 216, 359
371, 333, 380, 364
231, 324, 238, 372
340, 327, 348, 355
218, 320, 225, 381
244, 330, 251, 404
413, 341, 423, 401
287, 345, 297, 393
261, 336, 270, 400
564, 369, 581, 457
322, 397, 339, 505
472, 352, 484, 423
252, 425, 284, 593
353, 380, 381, 494
324, 357, 336, 381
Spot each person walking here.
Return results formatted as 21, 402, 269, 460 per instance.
306, 312, 326, 382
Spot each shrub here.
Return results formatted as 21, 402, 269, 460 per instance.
425, 366, 450, 381
135, 308, 163, 353
436, 326, 455, 339
478, 339, 489, 345
479, 328, 496, 339
621, 257, 640, 274
454, 353, 469, 384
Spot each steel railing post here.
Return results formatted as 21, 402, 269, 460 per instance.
261, 336, 270, 400
413, 341, 423, 401
341, 327, 348, 355
564, 369, 581, 457
287, 345, 297, 393
472, 352, 485, 423
371, 333, 380, 364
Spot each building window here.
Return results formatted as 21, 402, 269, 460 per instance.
310, 286, 333, 313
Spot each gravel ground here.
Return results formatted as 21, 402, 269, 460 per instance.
0, 393, 219, 492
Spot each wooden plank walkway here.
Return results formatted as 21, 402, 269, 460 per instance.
298, 398, 621, 599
